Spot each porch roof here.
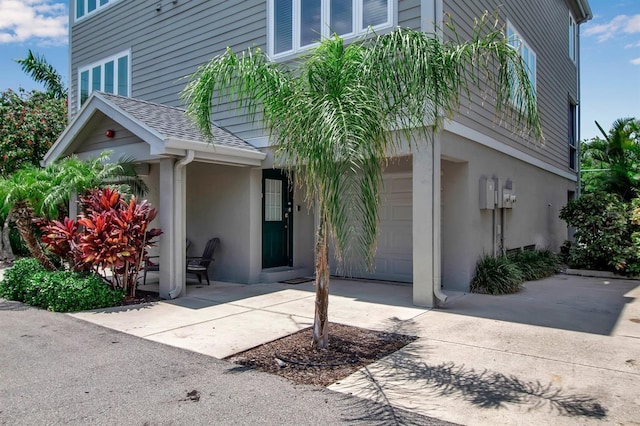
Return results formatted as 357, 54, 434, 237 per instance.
43, 92, 266, 166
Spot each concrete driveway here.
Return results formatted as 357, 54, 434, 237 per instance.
70, 274, 640, 425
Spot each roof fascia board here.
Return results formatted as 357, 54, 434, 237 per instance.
573, 0, 593, 23
165, 137, 267, 161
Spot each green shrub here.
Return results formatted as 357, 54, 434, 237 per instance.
0, 258, 44, 302
471, 254, 524, 295
510, 249, 558, 281
559, 192, 636, 272
0, 258, 124, 312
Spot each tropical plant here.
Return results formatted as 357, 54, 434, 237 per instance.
0, 153, 148, 270
560, 192, 637, 272
471, 254, 524, 295
40, 188, 162, 298
15, 49, 67, 99
581, 117, 640, 200
509, 249, 558, 281
183, 14, 542, 348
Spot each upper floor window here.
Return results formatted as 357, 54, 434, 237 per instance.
507, 22, 536, 104
569, 14, 577, 62
569, 100, 578, 170
269, 0, 395, 58
78, 50, 130, 107
75, 0, 120, 21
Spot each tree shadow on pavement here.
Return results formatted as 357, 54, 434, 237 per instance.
336, 317, 607, 424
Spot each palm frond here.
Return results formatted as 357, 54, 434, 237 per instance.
15, 50, 67, 99
183, 13, 544, 270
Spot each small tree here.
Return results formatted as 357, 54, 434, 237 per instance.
0, 153, 148, 270
41, 188, 162, 298
184, 15, 541, 348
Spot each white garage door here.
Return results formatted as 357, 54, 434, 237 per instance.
332, 173, 413, 283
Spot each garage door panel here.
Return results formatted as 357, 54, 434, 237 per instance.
331, 173, 413, 283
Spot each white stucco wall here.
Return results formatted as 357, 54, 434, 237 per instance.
440, 131, 575, 291
185, 162, 256, 283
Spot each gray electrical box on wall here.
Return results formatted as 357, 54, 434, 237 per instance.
479, 176, 496, 210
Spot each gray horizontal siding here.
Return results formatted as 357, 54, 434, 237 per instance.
70, 0, 578, 175
70, 0, 267, 140
444, 0, 578, 173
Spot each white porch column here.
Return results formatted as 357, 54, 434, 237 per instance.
171, 155, 190, 297
158, 158, 176, 299
412, 134, 442, 307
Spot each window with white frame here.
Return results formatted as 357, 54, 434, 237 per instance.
78, 50, 130, 107
507, 22, 536, 104
76, 0, 120, 20
569, 14, 577, 62
269, 0, 394, 58
569, 100, 578, 170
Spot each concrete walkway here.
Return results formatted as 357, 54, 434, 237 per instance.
69, 275, 640, 425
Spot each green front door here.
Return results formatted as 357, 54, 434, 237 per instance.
262, 169, 293, 268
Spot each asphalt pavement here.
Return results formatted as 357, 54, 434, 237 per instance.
0, 299, 452, 426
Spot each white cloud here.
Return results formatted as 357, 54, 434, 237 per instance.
631, 57, 640, 65
0, 0, 67, 45
584, 14, 640, 42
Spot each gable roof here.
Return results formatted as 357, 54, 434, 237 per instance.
43, 92, 265, 166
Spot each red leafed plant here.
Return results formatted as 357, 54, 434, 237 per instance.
40, 188, 162, 298
40, 217, 82, 267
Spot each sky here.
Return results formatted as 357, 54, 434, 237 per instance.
0, 0, 639, 141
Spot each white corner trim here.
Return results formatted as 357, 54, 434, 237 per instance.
444, 120, 578, 182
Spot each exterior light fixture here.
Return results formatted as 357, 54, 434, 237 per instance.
106, 129, 116, 138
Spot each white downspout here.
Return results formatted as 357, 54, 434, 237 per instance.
168, 149, 195, 299
432, 131, 448, 304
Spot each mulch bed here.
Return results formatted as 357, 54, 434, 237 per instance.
226, 323, 417, 387
123, 289, 163, 305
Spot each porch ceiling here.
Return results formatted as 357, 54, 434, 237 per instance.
43, 92, 266, 167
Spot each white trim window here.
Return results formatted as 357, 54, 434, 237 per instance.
507, 22, 536, 105
569, 100, 578, 170
268, 0, 395, 58
78, 50, 131, 107
75, 0, 121, 21
569, 14, 577, 62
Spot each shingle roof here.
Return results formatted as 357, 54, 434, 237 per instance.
97, 92, 259, 152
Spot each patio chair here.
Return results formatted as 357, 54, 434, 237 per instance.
187, 237, 220, 285
142, 239, 191, 286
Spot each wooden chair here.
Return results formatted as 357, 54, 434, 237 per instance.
186, 237, 220, 285
142, 239, 191, 286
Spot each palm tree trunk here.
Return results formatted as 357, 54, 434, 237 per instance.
13, 204, 56, 271
313, 212, 330, 349
0, 210, 15, 261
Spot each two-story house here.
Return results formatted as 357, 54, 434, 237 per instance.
44, 0, 592, 305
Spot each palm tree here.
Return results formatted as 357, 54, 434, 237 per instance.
582, 118, 640, 200
0, 153, 148, 270
15, 50, 67, 99
183, 14, 542, 349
